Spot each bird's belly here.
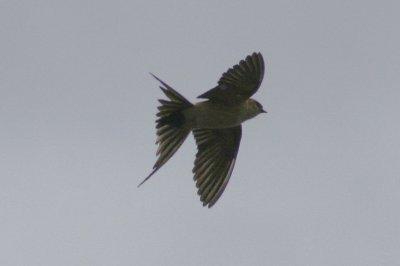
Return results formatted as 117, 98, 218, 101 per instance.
196, 116, 240, 128
187, 105, 244, 129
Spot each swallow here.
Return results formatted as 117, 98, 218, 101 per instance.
139, 52, 266, 207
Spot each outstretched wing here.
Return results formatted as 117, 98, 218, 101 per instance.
198, 52, 265, 104
192, 126, 242, 207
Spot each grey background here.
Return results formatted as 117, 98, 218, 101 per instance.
1, 1, 399, 265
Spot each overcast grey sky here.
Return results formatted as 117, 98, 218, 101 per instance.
1, 1, 400, 265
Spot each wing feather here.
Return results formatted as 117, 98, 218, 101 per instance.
192, 126, 242, 207
197, 52, 265, 104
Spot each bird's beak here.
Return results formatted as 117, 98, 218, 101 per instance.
261, 109, 267, 113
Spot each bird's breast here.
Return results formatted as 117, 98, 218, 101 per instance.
184, 102, 247, 129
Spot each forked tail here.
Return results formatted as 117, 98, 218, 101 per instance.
138, 74, 193, 187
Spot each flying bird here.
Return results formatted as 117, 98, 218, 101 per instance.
139, 52, 266, 207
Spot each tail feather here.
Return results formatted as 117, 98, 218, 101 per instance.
138, 74, 193, 187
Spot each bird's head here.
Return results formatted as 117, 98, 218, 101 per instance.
248, 99, 267, 116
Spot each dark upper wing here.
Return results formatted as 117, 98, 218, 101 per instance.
192, 126, 242, 207
198, 52, 265, 104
